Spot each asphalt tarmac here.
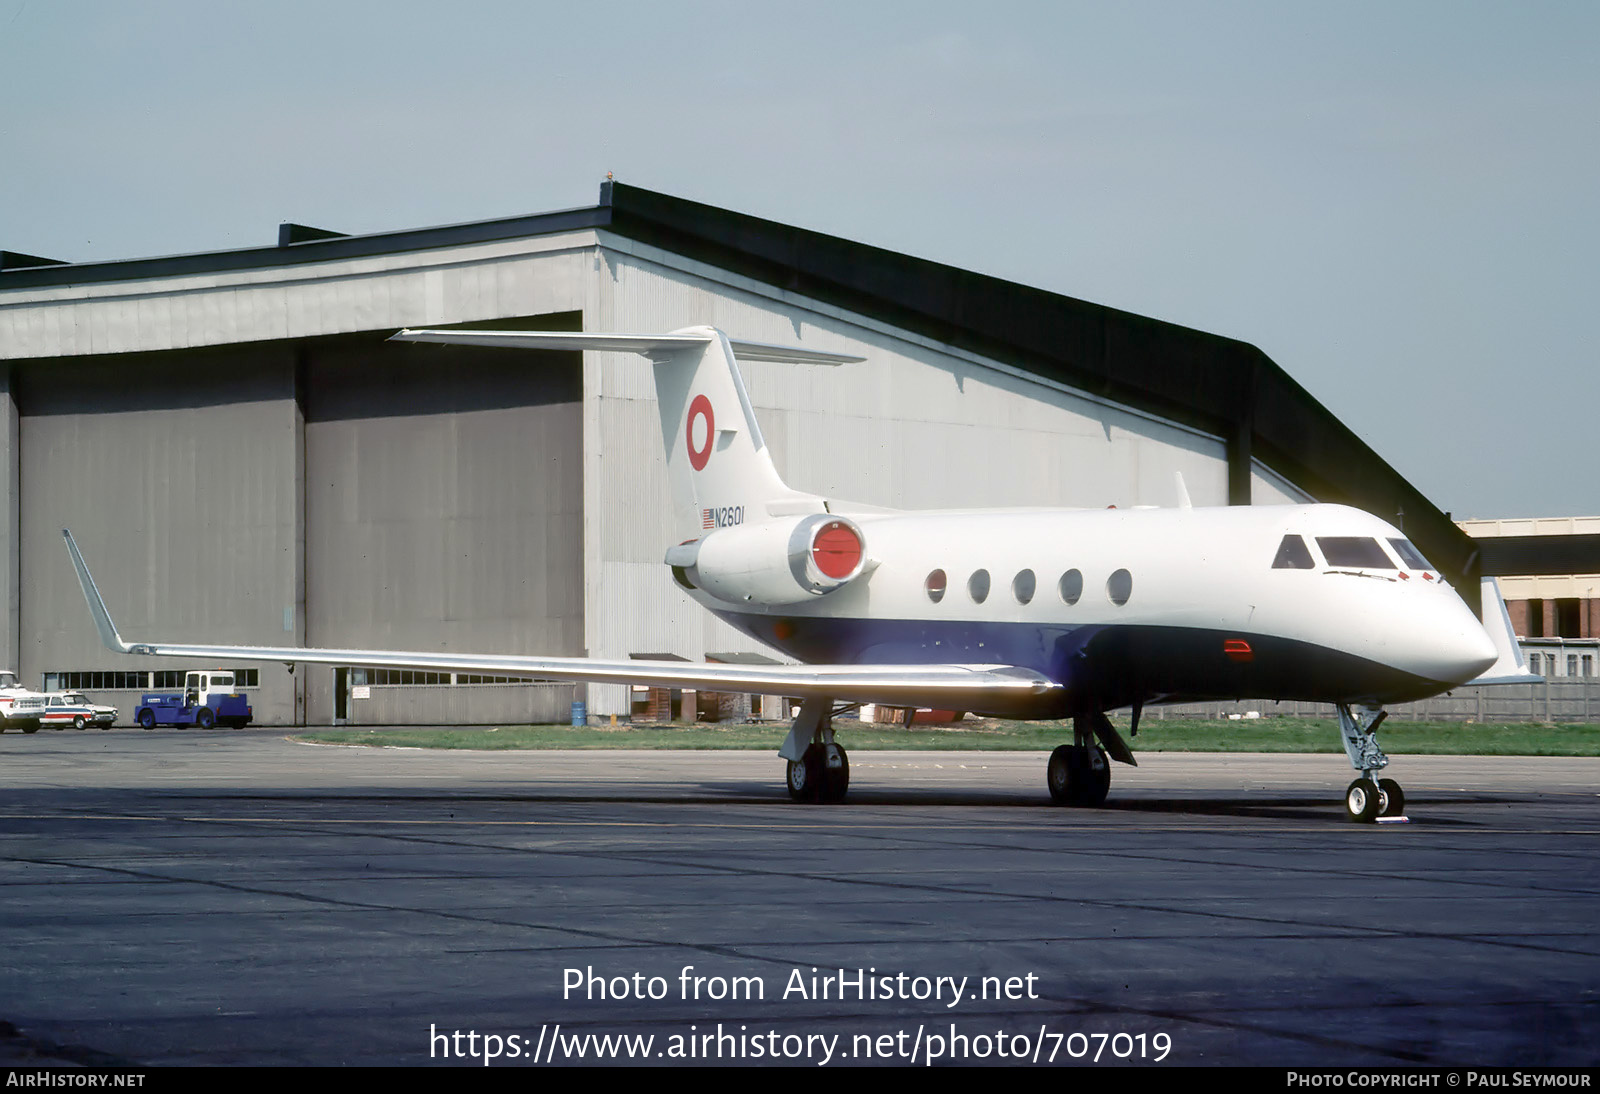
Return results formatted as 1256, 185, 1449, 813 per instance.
1, 727, 1596, 1067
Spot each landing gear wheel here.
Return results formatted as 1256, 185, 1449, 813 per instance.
789, 743, 850, 803
1048, 744, 1111, 807
1377, 778, 1405, 817
73, 715, 86, 730
818, 744, 850, 804
1047, 745, 1075, 803
1345, 778, 1382, 823
138, 710, 155, 730
787, 745, 824, 802
196, 707, 215, 730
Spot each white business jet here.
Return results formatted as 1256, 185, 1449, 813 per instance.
63, 325, 1507, 821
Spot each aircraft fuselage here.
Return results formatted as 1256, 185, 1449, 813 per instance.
687, 502, 1497, 717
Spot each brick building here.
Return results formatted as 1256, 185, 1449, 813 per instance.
1461, 517, 1600, 678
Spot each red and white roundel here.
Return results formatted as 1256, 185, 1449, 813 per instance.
686, 394, 714, 471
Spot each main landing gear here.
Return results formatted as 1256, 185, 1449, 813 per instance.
1048, 743, 1110, 806
1337, 703, 1406, 822
1047, 710, 1137, 807
780, 696, 850, 803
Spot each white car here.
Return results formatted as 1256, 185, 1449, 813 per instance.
0, 670, 46, 732
41, 692, 118, 730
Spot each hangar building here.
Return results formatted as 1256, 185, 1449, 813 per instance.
0, 182, 1484, 724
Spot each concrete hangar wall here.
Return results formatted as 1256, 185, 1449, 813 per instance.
0, 183, 1476, 724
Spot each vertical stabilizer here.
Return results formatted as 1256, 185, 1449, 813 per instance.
650, 326, 826, 538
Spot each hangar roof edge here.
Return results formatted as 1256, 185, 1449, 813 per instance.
0, 202, 611, 287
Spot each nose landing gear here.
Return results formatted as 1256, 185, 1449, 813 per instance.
1338, 704, 1406, 822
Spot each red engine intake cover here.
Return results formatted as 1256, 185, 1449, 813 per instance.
811, 521, 863, 580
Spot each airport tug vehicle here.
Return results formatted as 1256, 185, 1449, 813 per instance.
134, 670, 253, 729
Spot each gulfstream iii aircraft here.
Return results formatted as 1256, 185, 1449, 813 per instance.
63, 325, 1510, 821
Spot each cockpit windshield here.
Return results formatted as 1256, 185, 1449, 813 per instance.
1316, 537, 1396, 569
1387, 538, 1434, 571
1272, 534, 1315, 569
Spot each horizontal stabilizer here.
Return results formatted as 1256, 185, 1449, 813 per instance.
390, 328, 865, 366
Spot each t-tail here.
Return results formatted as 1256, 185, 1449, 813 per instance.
389, 325, 863, 538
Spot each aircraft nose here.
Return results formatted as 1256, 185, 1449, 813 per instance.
1427, 603, 1498, 686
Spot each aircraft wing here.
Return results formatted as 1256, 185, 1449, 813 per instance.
63, 531, 1060, 715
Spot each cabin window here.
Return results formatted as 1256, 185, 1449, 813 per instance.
1316, 537, 1395, 569
1107, 568, 1132, 606
968, 569, 991, 604
1059, 569, 1083, 605
1012, 569, 1036, 605
1272, 535, 1315, 569
925, 569, 947, 603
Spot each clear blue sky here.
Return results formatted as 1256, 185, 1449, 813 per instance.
3, 1, 1594, 519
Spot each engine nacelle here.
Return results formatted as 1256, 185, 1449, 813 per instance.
665, 514, 867, 607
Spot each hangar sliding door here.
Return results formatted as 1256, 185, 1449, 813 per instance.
301, 330, 584, 725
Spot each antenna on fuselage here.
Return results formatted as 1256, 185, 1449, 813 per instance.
1174, 471, 1193, 509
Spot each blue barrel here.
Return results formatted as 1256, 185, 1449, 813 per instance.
570, 700, 587, 727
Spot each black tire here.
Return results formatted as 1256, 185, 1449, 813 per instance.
818, 744, 850, 803
1377, 778, 1405, 817
1047, 744, 1077, 804
196, 707, 215, 730
22, 723, 39, 734
1346, 778, 1382, 823
1048, 744, 1110, 806
137, 709, 156, 730
786, 744, 824, 802
73, 715, 86, 730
